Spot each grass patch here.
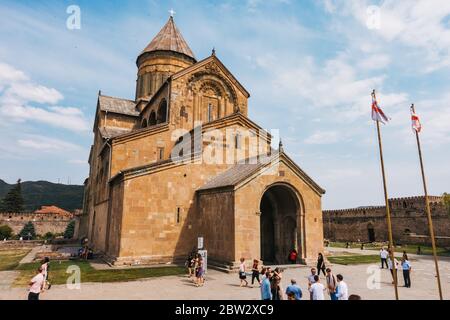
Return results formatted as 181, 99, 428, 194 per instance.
0, 249, 30, 271
328, 253, 406, 265
328, 255, 382, 265
328, 242, 450, 256
366, 245, 450, 257
13, 260, 185, 286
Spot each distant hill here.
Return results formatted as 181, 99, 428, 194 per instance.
0, 179, 84, 212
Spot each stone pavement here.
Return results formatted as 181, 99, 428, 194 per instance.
1, 254, 449, 300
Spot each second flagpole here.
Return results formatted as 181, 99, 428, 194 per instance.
373, 90, 399, 300
411, 104, 443, 300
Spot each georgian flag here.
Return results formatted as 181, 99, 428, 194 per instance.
411, 106, 422, 133
371, 92, 390, 124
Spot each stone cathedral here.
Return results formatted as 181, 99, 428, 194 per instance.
84, 16, 325, 269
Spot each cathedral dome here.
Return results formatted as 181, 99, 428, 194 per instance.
137, 16, 196, 66
135, 16, 196, 100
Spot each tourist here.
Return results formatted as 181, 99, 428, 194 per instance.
348, 294, 362, 300
251, 259, 261, 286
380, 247, 388, 269
195, 254, 205, 287
40, 257, 51, 290
288, 249, 297, 264
309, 275, 325, 300
285, 278, 302, 300
387, 250, 399, 284
316, 253, 326, 277
186, 250, 196, 278
270, 267, 284, 300
28, 267, 44, 300
401, 255, 412, 288
307, 268, 317, 300
325, 268, 337, 300
335, 274, 349, 300
239, 258, 248, 287
260, 271, 272, 300
287, 292, 296, 300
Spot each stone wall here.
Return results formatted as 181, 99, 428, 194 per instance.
0, 212, 73, 236
323, 196, 450, 246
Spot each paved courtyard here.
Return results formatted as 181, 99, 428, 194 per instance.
1, 247, 449, 300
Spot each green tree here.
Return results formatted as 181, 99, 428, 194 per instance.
443, 193, 450, 215
0, 179, 24, 212
19, 221, 36, 240
64, 220, 75, 239
0, 225, 13, 239
43, 232, 55, 240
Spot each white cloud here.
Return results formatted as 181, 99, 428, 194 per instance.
305, 130, 341, 145
0, 62, 89, 132
327, 0, 450, 72
256, 51, 408, 121
17, 135, 81, 152
0, 62, 28, 85
7, 82, 63, 104
358, 54, 391, 71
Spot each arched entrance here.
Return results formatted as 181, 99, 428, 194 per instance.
260, 184, 301, 264
367, 222, 375, 242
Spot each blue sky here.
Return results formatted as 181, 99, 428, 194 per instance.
0, 0, 449, 209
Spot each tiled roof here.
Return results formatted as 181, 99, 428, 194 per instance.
198, 154, 277, 191
98, 95, 139, 117
34, 206, 72, 216
140, 17, 195, 60
99, 126, 133, 139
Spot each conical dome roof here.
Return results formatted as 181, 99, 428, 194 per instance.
139, 16, 196, 61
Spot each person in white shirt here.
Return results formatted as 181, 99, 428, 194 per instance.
380, 247, 388, 269
309, 275, 325, 300
28, 267, 44, 300
335, 274, 349, 300
387, 251, 400, 285
307, 268, 317, 300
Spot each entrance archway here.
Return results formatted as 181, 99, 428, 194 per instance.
259, 184, 300, 264
367, 222, 375, 242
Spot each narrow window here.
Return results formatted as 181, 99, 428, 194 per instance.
235, 133, 241, 149
158, 147, 164, 161
177, 208, 181, 224
208, 103, 213, 122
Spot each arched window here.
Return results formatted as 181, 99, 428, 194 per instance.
157, 99, 167, 124
149, 111, 157, 126
141, 118, 148, 128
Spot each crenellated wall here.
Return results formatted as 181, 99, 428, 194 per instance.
323, 196, 450, 246
0, 212, 73, 236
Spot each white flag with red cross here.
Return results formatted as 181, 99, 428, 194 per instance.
371, 91, 390, 124
411, 105, 422, 133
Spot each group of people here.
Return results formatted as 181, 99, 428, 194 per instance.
307, 266, 349, 300
380, 247, 412, 288
237, 253, 353, 300
27, 257, 51, 300
186, 249, 205, 287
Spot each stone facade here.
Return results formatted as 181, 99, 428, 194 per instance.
84, 16, 325, 268
323, 196, 450, 247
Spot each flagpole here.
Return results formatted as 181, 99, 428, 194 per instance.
411, 104, 443, 300
373, 90, 399, 300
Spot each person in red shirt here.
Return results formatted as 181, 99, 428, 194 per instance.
289, 249, 298, 264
